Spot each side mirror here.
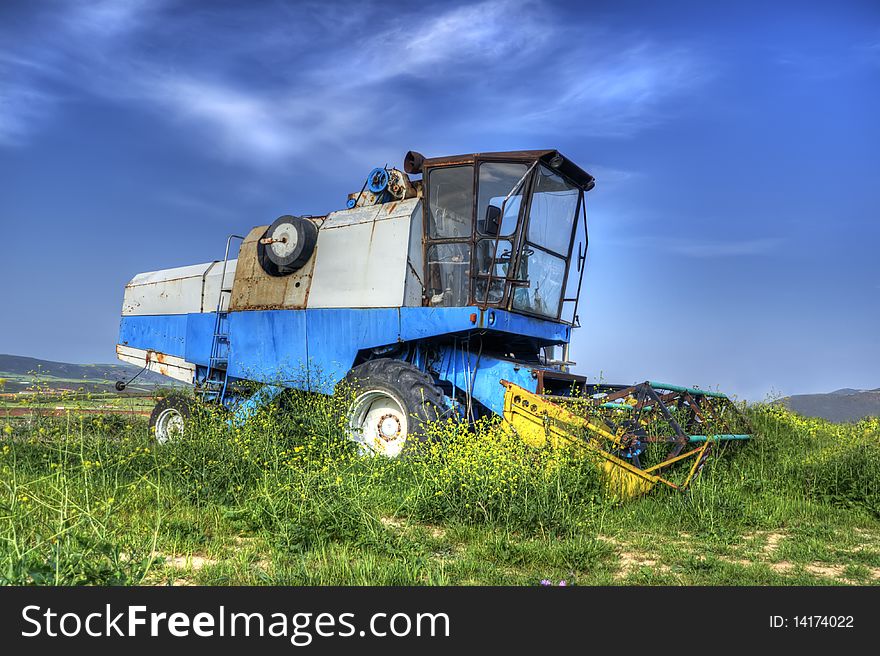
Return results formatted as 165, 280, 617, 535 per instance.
484, 205, 502, 236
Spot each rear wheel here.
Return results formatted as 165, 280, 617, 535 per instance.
149, 396, 193, 444
344, 359, 444, 458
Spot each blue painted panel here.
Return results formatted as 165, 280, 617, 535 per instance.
398, 306, 475, 341
435, 346, 539, 416
118, 315, 188, 358
227, 308, 406, 391
484, 309, 570, 343
226, 310, 309, 386
185, 312, 217, 366
399, 306, 569, 344
304, 309, 403, 393
118, 306, 571, 399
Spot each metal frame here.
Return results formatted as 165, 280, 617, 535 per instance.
501, 164, 582, 321
508, 379, 751, 496
562, 197, 590, 328
421, 150, 593, 326
567, 380, 749, 488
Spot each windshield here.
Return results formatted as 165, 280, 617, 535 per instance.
474, 161, 530, 304
510, 165, 579, 317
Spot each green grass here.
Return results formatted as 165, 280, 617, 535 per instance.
0, 393, 878, 586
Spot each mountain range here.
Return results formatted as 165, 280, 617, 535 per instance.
782, 387, 880, 423
0, 354, 184, 394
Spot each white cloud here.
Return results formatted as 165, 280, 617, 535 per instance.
0, 0, 708, 165
0, 81, 54, 146
583, 164, 637, 186
349, 0, 549, 82
507, 41, 704, 137
0, 49, 62, 146
0, 0, 162, 145
153, 77, 306, 160
65, 0, 155, 39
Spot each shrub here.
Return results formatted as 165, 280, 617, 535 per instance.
401, 416, 602, 532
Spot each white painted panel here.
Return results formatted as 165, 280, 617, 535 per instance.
201, 261, 237, 313
308, 210, 413, 308
404, 201, 425, 306
122, 260, 237, 316
322, 203, 384, 228
116, 344, 195, 384
323, 198, 419, 229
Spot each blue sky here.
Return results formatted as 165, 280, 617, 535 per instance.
1, 0, 878, 401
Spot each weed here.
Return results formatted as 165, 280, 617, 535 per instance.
0, 394, 877, 585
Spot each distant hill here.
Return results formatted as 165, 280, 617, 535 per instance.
782, 388, 880, 423
0, 354, 186, 394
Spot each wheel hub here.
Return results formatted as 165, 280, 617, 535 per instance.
155, 408, 184, 444
347, 389, 409, 458
377, 413, 401, 441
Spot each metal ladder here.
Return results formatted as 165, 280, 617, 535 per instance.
201, 234, 245, 403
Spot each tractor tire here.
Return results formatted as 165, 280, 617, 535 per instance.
343, 359, 444, 458
149, 396, 193, 445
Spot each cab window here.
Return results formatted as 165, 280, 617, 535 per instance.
426, 165, 474, 306
477, 162, 528, 237
427, 165, 473, 238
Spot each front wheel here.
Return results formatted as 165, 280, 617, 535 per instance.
149, 396, 193, 444
344, 359, 444, 458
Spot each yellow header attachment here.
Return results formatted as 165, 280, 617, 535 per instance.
500, 381, 717, 499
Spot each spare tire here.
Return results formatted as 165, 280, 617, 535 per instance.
258, 215, 318, 276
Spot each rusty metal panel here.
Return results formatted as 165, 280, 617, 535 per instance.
116, 344, 195, 384
228, 225, 316, 311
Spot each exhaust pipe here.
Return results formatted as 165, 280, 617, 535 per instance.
403, 150, 425, 175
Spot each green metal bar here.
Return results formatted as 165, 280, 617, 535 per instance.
687, 434, 751, 443
600, 402, 654, 411
649, 381, 728, 399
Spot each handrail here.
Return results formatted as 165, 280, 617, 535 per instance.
215, 234, 246, 314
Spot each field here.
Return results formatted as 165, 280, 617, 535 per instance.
1, 392, 878, 586
0, 391, 155, 417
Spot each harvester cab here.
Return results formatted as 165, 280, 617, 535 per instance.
116, 148, 749, 497
419, 151, 590, 325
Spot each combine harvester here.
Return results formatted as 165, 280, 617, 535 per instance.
116, 149, 749, 498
